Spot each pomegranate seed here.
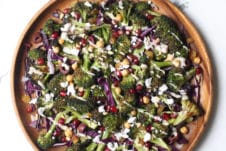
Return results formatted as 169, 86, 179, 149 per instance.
51, 31, 59, 39
88, 35, 95, 43
72, 119, 81, 128
37, 58, 44, 65
146, 13, 154, 20
80, 38, 87, 47
136, 84, 143, 92
110, 106, 118, 113
104, 147, 111, 151
114, 81, 120, 87
61, 136, 67, 142
63, 8, 70, 14
117, 30, 124, 35
125, 30, 131, 35
129, 88, 136, 94
113, 31, 120, 38
162, 113, 170, 120
170, 113, 178, 118
196, 67, 202, 75
136, 29, 142, 36
105, 105, 111, 112
60, 90, 67, 97
53, 130, 61, 137
133, 56, 140, 65
74, 12, 81, 20
78, 91, 84, 97
99, 126, 105, 131
26, 104, 35, 113
116, 70, 122, 78
146, 125, 152, 132
58, 118, 65, 125
144, 142, 152, 148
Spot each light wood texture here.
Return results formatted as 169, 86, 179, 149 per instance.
11, 0, 213, 151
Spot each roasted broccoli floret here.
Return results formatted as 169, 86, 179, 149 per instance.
67, 98, 94, 114
37, 111, 66, 149
132, 65, 149, 79
73, 68, 95, 88
28, 48, 46, 61
173, 99, 200, 125
115, 34, 131, 54
91, 85, 106, 99
120, 75, 136, 91
92, 24, 112, 43
43, 19, 61, 36
130, 13, 149, 30
73, 1, 98, 22
134, 2, 150, 13
66, 106, 98, 129
102, 113, 123, 132
166, 68, 195, 92
66, 140, 92, 151
105, 0, 133, 26
47, 74, 66, 94
151, 15, 188, 57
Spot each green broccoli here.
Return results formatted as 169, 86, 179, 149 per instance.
28, 48, 46, 61
132, 65, 149, 79
130, 13, 150, 30
151, 137, 171, 151
73, 68, 95, 88
43, 19, 61, 36
37, 110, 68, 149
102, 113, 123, 132
47, 74, 66, 94
120, 75, 136, 91
134, 2, 150, 13
66, 139, 92, 151
73, 2, 98, 22
151, 15, 188, 57
67, 98, 94, 114
166, 68, 195, 92
92, 24, 112, 43
172, 99, 200, 125
65, 106, 98, 129
115, 34, 131, 54
91, 85, 106, 99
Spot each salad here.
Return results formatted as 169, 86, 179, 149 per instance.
22, 0, 203, 150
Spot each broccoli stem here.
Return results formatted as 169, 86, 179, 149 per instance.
96, 130, 110, 151
86, 142, 98, 151
67, 107, 98, 129
152, 61, 172, 68
151, 138, 171, 151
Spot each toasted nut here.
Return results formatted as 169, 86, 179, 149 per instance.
165, 54, 174, 61
122, 58, 130, 65
186, 38, 193, 44
71, 62, 78, 70
143, 96, 150, 104
172, 59, 180, 67
124, 122, 131, 129
136, 123, 141, 128
72, 135, 79, 144
58, 38, 65, 45
65, 128, 73, 138
189, 50, 197, 60
52, 46, 60, 54
115, 13, 123, 22
180, 126, 189, 134
131, 110, 137, 116
193, 57, 201, 64
66, 75, 73, 82
145, 50, 154, 59
22, 94, 30, 103
121, 69, 129, 76
96, 40, 104, 48
115, 87, 121, 95
115, 62, 121, 69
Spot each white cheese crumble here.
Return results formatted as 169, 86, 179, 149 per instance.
155, 43, 168, 54
28, 67, 43, 76
67, 83, 76, 96
60, 81, 69, 88
84, 1, 92, 7
98, 105, 105, 113
118, 0, 124, 9
107, 142, 119, 151
63, 46, 80, 56
30, 98, 38, 104
143, 133, 151, 142
151, 96, 160, 104
45, 93, 54, 102
165, 98, 174, 105
145, 78, 152, 88
158, 84, 168, 95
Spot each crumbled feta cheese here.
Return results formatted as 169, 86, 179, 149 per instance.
106, 45, 112, 51
84, 1, 92, 7
158, 84, 168, 95
141, 64, 148, 69
60, 81, 68, 88
30, 98, 38, 104
165, 99, 174, 105
98, 105, 105, 113
155, 43, 168, 54
145, 78, 152, 88
118, 0, 124, 9
143, 133, 151, 142
45, 93, 54, 102
67, 83, 75, 96
144, 36, 154, 50
30, 114, 38, 121
28, 67, 43, 76
38, 80, 45, 89
151, 96, 160, 104
63, 46, 80, 56
107, 142, 118, 151
93, 135, 102, 143
61, 23, 72, 32
127, 117, 136, 124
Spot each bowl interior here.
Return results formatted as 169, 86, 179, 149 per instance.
11, 0, 213, 151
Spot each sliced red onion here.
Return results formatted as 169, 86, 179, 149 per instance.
97, 10, 104, 26
140, 26, 155, 38
25, 80, 41, 95
47, 50, 55, 74
85, 130, 99, 138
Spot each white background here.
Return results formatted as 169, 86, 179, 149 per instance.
0, 0, 225, 150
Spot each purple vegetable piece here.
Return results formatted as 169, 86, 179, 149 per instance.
25, 80, 41, 95
97, 77, 116, 106
85, 130, 99, 138
140, 26, 155, 38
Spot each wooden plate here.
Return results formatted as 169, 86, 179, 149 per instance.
11, 0, 213, 150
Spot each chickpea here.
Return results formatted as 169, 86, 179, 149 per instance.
122, 58, 130, 66
115, 13, 123, 22
172, 59, 180, 67
186, 38, 193, 44
145, 50, 154, 59
66, 75, 73, 82
189, 50, 197, 60
64, 128, 73, 138
124, 122, 131, 129
58, 38, 65, 45
52, 46, 60, 54
143, 96, 150, 104
72, 135, 79, 144
22, 94, 30, 103
121, 69, 129, 77
96, 40, 104, 48
115, 87, 121, 95
193, 57, 201, 64
131, 110, 137, 116
71, 62, 78, 70
180, 126, 189, 134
